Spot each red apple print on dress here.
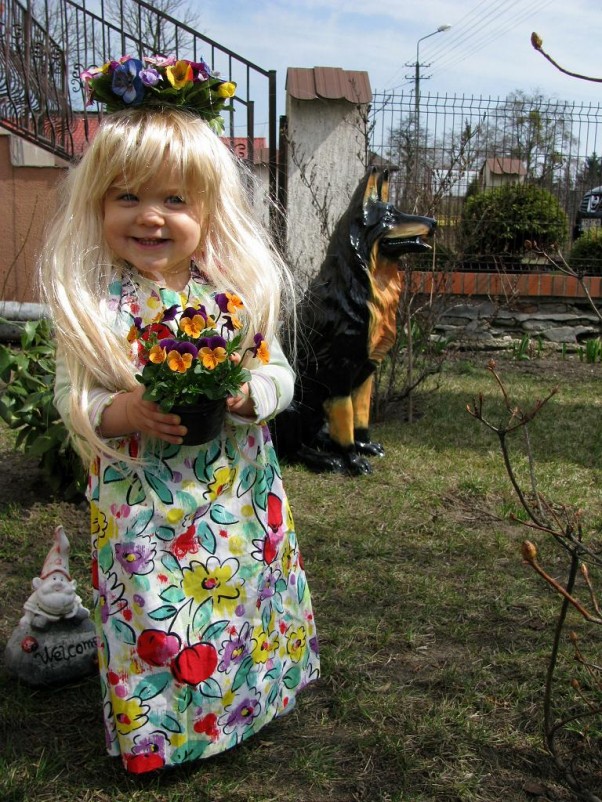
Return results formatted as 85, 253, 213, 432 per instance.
125, 752, 165, 774
193, 712, 219, 740
171, 642, 218, 685
267, 493, 283, 532
137, 629, 182, 667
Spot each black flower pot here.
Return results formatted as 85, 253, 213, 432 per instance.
172, 397, 226, 446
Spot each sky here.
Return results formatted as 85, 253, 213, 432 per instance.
191, 0, 602, 136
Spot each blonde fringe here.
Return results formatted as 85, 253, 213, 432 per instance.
39, 107, 296, 466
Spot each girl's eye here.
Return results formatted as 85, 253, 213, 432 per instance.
167, 195, 185, 205
117, 193, 138, 202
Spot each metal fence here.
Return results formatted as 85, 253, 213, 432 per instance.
0, 0, 280, 234
370, 90, 602, 258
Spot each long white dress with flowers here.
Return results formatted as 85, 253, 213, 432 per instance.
86, 272, 320, 774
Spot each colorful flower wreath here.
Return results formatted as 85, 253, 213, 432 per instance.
80, 55, 236, 133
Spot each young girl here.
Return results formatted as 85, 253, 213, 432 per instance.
40, 104, 320, 774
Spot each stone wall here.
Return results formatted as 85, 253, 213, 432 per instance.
434, 297, 601, 346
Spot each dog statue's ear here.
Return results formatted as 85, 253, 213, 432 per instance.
379, 169, 390, 204
363, 167, 380, 212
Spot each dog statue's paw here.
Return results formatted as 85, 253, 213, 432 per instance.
354, 439, 385, 458
296, 445, 347, 474
345, 453, 373, 475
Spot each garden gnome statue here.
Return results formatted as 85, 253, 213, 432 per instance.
4, 525, 98, 686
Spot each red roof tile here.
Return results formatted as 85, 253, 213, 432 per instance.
286, 67, 372, 104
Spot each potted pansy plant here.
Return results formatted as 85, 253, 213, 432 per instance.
128, 293, 269, 445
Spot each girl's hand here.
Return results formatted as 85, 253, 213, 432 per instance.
226, 383, 255, 418
100, 385, 188, 443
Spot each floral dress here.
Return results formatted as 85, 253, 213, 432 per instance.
88, 272, 320, 774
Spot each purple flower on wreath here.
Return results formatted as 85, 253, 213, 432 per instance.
190, 59, 212, 82
112, 58, 144, 105
140, 67, 161, 86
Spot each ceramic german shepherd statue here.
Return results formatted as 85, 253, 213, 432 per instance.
273, 167, 436, 475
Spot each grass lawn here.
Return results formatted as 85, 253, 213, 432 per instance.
0, 350, 601, 802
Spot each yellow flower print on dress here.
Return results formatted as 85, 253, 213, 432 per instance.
286, 626, 307, 663
206, 465, 236, 501
251, 623, 279, 664
91, 501, 118, 549
112, 695, 149, 735
181, 556, 243, 613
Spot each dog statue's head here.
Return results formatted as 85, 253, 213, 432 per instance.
352, 167, 436, 265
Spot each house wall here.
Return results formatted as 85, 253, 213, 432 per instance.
0, 130, 66, 303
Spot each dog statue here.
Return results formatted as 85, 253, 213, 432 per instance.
274, 167, 436, 475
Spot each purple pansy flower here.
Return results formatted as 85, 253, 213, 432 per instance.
159, 339, 199, 358
161, 304, 179, 322
218, 622, 252, 673
140, 67, 161, 86
112, 58, 145, 105
214, 293, 230, 313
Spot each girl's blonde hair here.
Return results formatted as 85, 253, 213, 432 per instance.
40, 106, 295, 463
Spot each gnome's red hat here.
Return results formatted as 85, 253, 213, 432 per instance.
40, 525, 72, 580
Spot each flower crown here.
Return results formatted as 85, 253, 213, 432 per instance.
80, 55, 236, 134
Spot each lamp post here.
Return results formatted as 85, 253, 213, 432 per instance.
414, 24, 451, 117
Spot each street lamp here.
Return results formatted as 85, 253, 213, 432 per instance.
414, 24, 451, 115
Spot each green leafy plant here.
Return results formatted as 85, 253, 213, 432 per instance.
578, 337, 602, 364
0, 317, 85, 498
569, 227, 602, 276
460, 183, 568, 266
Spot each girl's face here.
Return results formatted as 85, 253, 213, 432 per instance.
103, 169, 202, 287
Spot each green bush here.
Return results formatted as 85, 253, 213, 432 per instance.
460, 183, 568, 264
568, 227, 602, 275
0, 318, 86, 498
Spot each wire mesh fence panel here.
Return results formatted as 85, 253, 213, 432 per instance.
370, 90, 602, 268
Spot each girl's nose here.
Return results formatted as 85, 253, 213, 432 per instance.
136, 204, 164, 226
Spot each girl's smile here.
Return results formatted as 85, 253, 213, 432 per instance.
103, 174, 202, 290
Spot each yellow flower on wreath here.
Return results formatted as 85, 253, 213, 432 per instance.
217, 81, 236, 98
166, 60, 193, 88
